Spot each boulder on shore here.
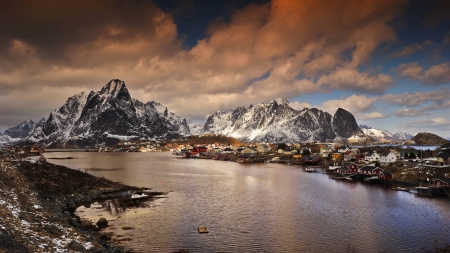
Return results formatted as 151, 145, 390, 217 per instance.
96, 218, 108, 228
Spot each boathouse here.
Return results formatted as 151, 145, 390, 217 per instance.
379, 171, 393, 180
192, 146, 208, 153
358, 165, 383, 176
417, 178, 450, 197
432, 178, 450, 187
337, 163, 358, 175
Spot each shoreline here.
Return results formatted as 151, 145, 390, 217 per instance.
0, 156, 164, 252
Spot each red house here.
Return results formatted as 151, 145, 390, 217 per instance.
192, 146, 207, 153
355, 154, 365, 162
379, 171, 393, 180
432, 178, 450, 187
358, 165, 383, 176
337, 163, 358, 175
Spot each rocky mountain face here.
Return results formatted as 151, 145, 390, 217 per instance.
200, 99, 363, 143
412, 132, 450, 145
10, 79, 190, 147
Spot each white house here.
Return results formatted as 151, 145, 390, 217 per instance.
365, 151, 380, 162
380, 150, 397, 164
338, 147, 351, 153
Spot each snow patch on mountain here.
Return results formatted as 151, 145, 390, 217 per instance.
189, 124, 203, 135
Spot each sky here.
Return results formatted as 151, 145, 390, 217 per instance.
1, 0, 450, 137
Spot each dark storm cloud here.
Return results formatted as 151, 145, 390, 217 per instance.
0, 0, 172, 67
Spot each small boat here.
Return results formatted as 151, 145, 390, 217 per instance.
392, 187, 409, 191
305, 167, 317, 172
198, 226, 209, 233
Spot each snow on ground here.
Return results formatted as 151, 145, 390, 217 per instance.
0, 159, 96, 252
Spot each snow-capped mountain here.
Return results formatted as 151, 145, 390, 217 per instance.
3, 118, 46, 139
8, 79, 190, 147
360, 124, 414, 141
200, 99, 363, 143
189, 124, 203, 135
392, 131, 414, 140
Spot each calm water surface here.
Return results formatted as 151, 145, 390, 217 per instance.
45, 152, 450, 252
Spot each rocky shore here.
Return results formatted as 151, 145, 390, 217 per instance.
0, 156, 163, 253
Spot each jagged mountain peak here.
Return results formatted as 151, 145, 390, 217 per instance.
332, 108, 363, 138
270, 98, 290, 105
359, 124, 372, 129
100, 79, 130, 100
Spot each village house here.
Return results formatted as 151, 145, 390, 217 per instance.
256, 144, 271, 154
355, 154, 365, 162
435, 150, 450, 166
320, 146, 334, 155
380, 150, 397, 165
292, 152, 302, 159
338, 146, 351, 153
222, 147, 235, 154
283, 148, 297, 155
364, 151, 380, 162
332, 152, 343, 161
343, 151, 356, 162
391, 150, 401, 160
242, 148, 257, 155
359, 165, 383, 176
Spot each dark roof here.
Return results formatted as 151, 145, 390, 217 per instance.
436, 152, 450, 160
440, 143, 450, 149
380, 150, 391, 157
360, 165, 380, 171
434, 178, 450, 184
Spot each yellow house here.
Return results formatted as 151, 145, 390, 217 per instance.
293, 153, 302, 159
332, 153, 343, 161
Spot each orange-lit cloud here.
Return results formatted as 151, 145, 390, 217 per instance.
0, 0, 408, 129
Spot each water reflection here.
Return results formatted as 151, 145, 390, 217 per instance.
46, 152, 450, 252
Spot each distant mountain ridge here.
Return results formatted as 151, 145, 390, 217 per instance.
4, 118, 46, 139
359, 125, 414, 141
4, 79, 190, 147
199, 99, 364, 143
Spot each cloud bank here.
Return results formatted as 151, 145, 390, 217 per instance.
0, 0, 406, 127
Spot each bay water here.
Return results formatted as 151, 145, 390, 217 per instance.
44, 152, 450, 252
